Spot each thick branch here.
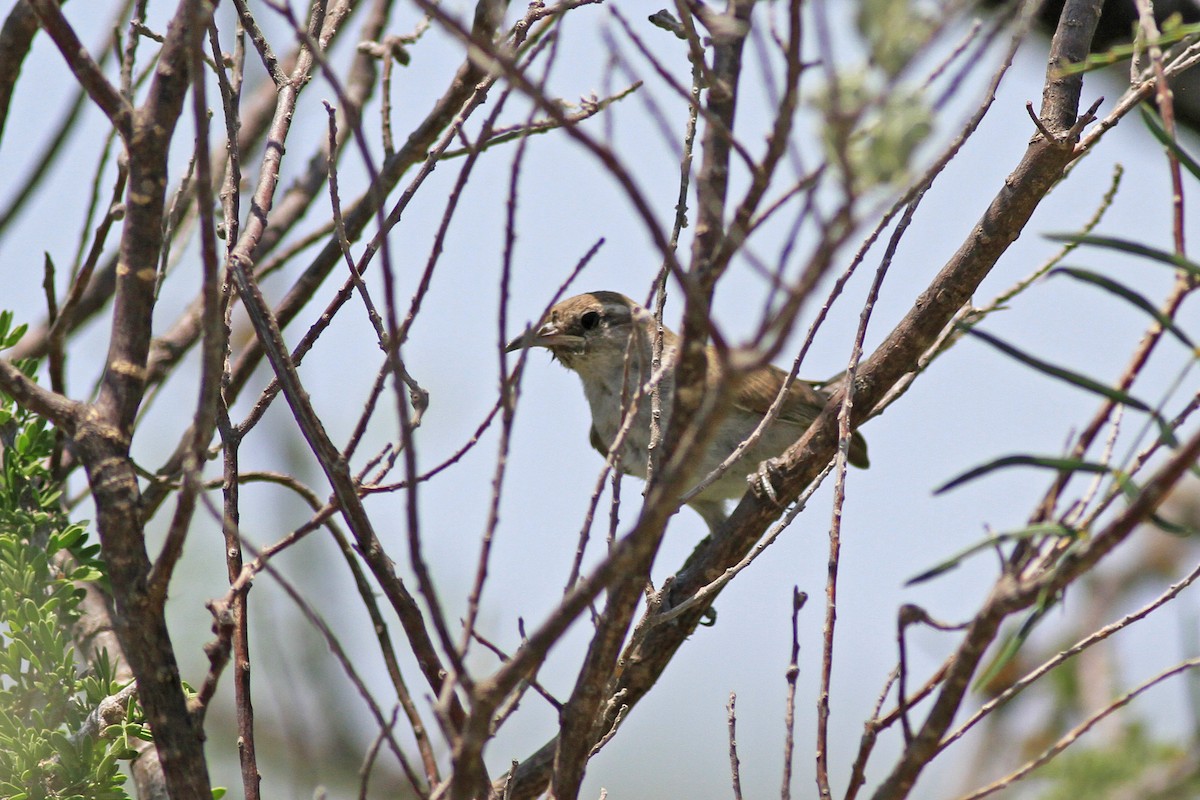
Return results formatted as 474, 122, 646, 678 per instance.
97, 0, 212, 435
0, 0, 42, 140
498, 1, 1105, 797
0, 358, 82, 428
542, 5, 756, 799
73, 582, 169, 800
78, 2, 217, 798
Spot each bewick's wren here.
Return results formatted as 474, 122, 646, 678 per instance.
507, 291, 868, 530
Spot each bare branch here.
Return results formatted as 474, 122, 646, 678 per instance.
26, 0, 132, 136
727, 693, 744, 800
956, 658, 1200, 800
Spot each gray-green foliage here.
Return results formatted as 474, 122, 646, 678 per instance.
855, 0, 936, 77
813, 71, 933, 192
810, 0, 937, 193
0, 311, 143, 800
1038, 724, 1200, 800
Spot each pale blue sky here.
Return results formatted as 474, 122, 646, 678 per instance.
1, 2, 1197, 797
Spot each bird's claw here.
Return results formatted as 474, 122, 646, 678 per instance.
750, 457, 785, 507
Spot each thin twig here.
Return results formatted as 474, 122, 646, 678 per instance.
359, 707, 400, 800
940, 557, 1200, 754
727, 693, 744, 800
955, 658, 1200, 800
781, 589, 806, 800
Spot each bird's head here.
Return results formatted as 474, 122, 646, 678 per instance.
506, 291, 657, 374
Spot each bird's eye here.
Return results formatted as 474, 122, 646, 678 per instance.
580, 311, 601, 330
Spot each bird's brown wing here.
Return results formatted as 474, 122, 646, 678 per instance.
589, 425, 607, 457
731, 361, 870, 469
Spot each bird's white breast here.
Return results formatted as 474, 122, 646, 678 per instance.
578, 358, 666, 481
574, 349, 804, 505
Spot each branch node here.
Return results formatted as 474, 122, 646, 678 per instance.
1025, 101, 1057, 142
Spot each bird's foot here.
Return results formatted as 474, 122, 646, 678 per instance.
750, 457, 785, 507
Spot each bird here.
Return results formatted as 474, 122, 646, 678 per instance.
506, 291, 868, 531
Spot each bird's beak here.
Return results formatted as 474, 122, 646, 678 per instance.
505, 322, 585, 352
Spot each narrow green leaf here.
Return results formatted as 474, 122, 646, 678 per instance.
1113, 473, 1197, 536
1152, 412, 1181, 450
966, 327, 1152, 411
935, 454, 1110, 495
906, 523, 1077, 585
1141, 105, 1200, 183
1046, 233, 1200, 279
1060, 22, 1200, 75
1050, 267, 1195, 349
1148, 512, 1196, 537
0, 324, 24, 350
974, 593, 1058, 691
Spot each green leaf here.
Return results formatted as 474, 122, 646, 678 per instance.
935, 455, 1111, 495
1060, 20, 1200, 74
907, 523, 1079, 585
1113, 473, 1198, 536
975, 592, 1059, 692
966, 327, 1153, 411
1046, 233, 1200, 279
1049, 267, 1196, 350
0, 310, 26, 350
1147, 512, 1197, 537
0, 361, 116, 798
48, 526, 86, 557
1140, 105, 1200, 183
